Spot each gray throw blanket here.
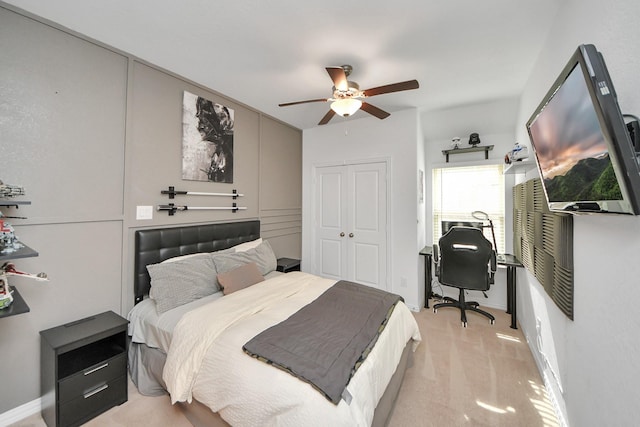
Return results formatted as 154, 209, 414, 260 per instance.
243, 280, 403, 404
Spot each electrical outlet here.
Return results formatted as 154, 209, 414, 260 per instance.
536, 317, 543, 351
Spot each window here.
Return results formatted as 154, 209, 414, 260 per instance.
432, 163, 505, 253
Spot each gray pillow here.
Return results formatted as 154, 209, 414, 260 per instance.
212, 240, 277, 276
148, 255, 220, 314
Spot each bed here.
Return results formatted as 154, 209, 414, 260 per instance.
128, 220, 421, 426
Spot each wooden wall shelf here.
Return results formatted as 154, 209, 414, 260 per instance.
442, 145, 494, 162
504, 160, 537, 175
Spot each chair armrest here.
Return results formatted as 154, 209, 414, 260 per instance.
432, 244, 440, 278
489, 250, 497, 284
490, 250, 497, 272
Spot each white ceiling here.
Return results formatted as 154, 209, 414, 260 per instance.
4, 0, 561, 135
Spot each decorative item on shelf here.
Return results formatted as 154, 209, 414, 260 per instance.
0, 219, 23, 254
504, 142, 529, 164
451, 137, 461, 149
0, 262, 48, 309
0, 180, 25, 199
161, 186, 244, 199
157, 202, 247, 216
468, 132, 481, 146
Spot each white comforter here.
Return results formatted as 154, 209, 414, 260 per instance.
163, 271, 421, 427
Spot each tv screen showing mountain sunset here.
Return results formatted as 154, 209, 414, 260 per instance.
528, 64, 622, 202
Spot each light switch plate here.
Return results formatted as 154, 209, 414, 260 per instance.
136, 205, 153, 220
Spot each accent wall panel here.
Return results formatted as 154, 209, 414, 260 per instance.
259, 117, 302, 258
0, 5, 127, 414
0, 7, 127, 221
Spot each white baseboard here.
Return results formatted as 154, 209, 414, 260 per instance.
0, 397, 41, 426
523, 330, 569, 427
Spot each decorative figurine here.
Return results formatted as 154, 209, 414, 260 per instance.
0, 218, 23, 254
469, 133, 481, 146
0, 219, 23, 254
0, 262, 48, 309
0, 180, 26, 199
0, 273, 12, 309
451, 137, 461, 149
504, 142, 529, 164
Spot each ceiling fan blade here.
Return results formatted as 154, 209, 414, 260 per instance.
279, 98, 328, 107
360, 102, 390, 120
326, 67, 349, 91
318, 109, 336, 125
362, 79, 419, 97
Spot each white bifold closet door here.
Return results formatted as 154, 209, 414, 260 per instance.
314, 161, 387, 291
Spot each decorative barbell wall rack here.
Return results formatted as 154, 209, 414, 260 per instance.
157, 203, 247, 216
157, 186, 247, 215
161, 186, 244, 199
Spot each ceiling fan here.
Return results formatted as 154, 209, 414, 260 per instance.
279, 65, 419, 125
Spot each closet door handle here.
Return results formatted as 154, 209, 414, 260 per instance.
349, 233, 354, 238
340, 232, 345, 237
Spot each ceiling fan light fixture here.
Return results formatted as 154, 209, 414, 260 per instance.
330, 98, 362, 117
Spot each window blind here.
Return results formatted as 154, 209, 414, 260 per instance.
432, 163, 505, 253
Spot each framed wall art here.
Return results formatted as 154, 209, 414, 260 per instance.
182, 91, 234, 183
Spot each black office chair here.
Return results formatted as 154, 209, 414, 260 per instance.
432, 226, 497, 327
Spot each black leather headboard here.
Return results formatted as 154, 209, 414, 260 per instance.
134, 220, 260, 304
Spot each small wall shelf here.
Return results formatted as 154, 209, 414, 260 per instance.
0, 200, 31, 207
1, 198, 38, 319
504, 160, 537, 175
442, 145, 494, 162
0, 285, 30, 318
1, 243, 39, 261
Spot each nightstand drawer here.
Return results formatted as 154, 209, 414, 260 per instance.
58, 375, 127, 427
58, 353, 126, 403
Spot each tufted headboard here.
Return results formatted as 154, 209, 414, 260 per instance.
134, 220, 260, 304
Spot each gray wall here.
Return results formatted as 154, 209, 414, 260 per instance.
0, 5, 301, 414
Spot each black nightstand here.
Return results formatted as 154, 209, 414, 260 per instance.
40, 311, 129, 427
276, 257, 301, 273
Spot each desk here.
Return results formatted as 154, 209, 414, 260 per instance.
420, 246, 523, 329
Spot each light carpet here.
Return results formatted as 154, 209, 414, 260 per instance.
11, 303, 559, 427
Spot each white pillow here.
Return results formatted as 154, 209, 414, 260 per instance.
161, 253, 209, 263
232, 238, 263, 252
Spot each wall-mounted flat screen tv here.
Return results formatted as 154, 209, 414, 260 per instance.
526, 44, 640, 215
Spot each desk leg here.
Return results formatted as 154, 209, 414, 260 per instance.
507, 266, 517, 329
506, 270, 512, 315
424, 254, 432, 308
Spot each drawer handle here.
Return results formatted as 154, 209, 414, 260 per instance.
84, 384, 108, 399
84, 363, 109, 376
